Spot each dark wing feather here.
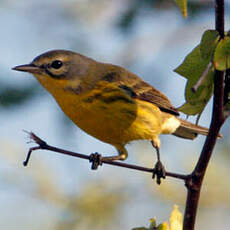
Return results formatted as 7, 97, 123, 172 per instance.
133, 84, 179, 116
101, 64, 179, 116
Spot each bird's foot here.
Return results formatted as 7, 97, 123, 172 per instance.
152, 161, 166, 185
89, 152, 103, 170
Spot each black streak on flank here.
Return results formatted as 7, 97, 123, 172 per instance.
120, 108, 137, 118
64, 85, 83, 95
102, 72, 118, 82
101, 95, 134, 104
82, 93, 102, 103
83, 92, 134, 104
119, 85, 136, 97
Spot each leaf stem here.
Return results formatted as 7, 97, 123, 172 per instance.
191, 62, 212, 93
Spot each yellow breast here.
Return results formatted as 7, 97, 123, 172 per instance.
51, 85, 164, 146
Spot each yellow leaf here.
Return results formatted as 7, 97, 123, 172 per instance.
169, 205, 183, 230
158, 222, 170, 230
174, 0, 187, 18
214, 36, 230, 70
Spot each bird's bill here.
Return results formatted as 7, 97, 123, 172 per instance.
12, 64, 41, 74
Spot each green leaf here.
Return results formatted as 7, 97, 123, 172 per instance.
200, 30, 219, 60
149, 218, 157, 230
175, 46, 209, 80
214, 36, 230, 70
174, 45, 214, 115
178, 101, 205, 115
174, 0, 187, 18
132, 218, 156, 230
132, 206, 182, 230
225, 101, 230, 110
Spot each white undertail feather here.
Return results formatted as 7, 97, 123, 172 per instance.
161, 117, 181, 134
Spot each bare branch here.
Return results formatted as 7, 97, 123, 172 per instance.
23, 132, 189, 182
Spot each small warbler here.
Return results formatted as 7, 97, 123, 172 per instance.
13, 50, 215, 175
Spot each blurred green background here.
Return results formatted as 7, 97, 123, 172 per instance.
1, 0, 230, 229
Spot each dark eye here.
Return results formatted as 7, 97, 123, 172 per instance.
51, 60, 63, 69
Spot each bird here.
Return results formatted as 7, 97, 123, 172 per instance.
12, 50, 215, 182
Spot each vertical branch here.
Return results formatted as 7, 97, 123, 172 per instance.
183, 0, 225, 230
224, 69, 230, 104
215, 0, 225, 38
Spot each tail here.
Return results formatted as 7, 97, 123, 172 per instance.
173, 118, 222, 140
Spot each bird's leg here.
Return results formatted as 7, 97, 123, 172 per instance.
89, 146, 128, 170
151, 141, 166, 184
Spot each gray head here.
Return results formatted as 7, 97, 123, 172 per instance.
12, 49, 95, 80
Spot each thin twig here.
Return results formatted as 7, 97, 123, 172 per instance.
195, 113, 202, 125
24, 132, 189, 182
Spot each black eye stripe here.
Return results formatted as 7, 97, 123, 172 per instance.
37, 60, 69, 79
39, 64, 46, 69
44, 68, 66, 79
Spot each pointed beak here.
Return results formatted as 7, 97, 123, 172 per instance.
12, 64, 42, 74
